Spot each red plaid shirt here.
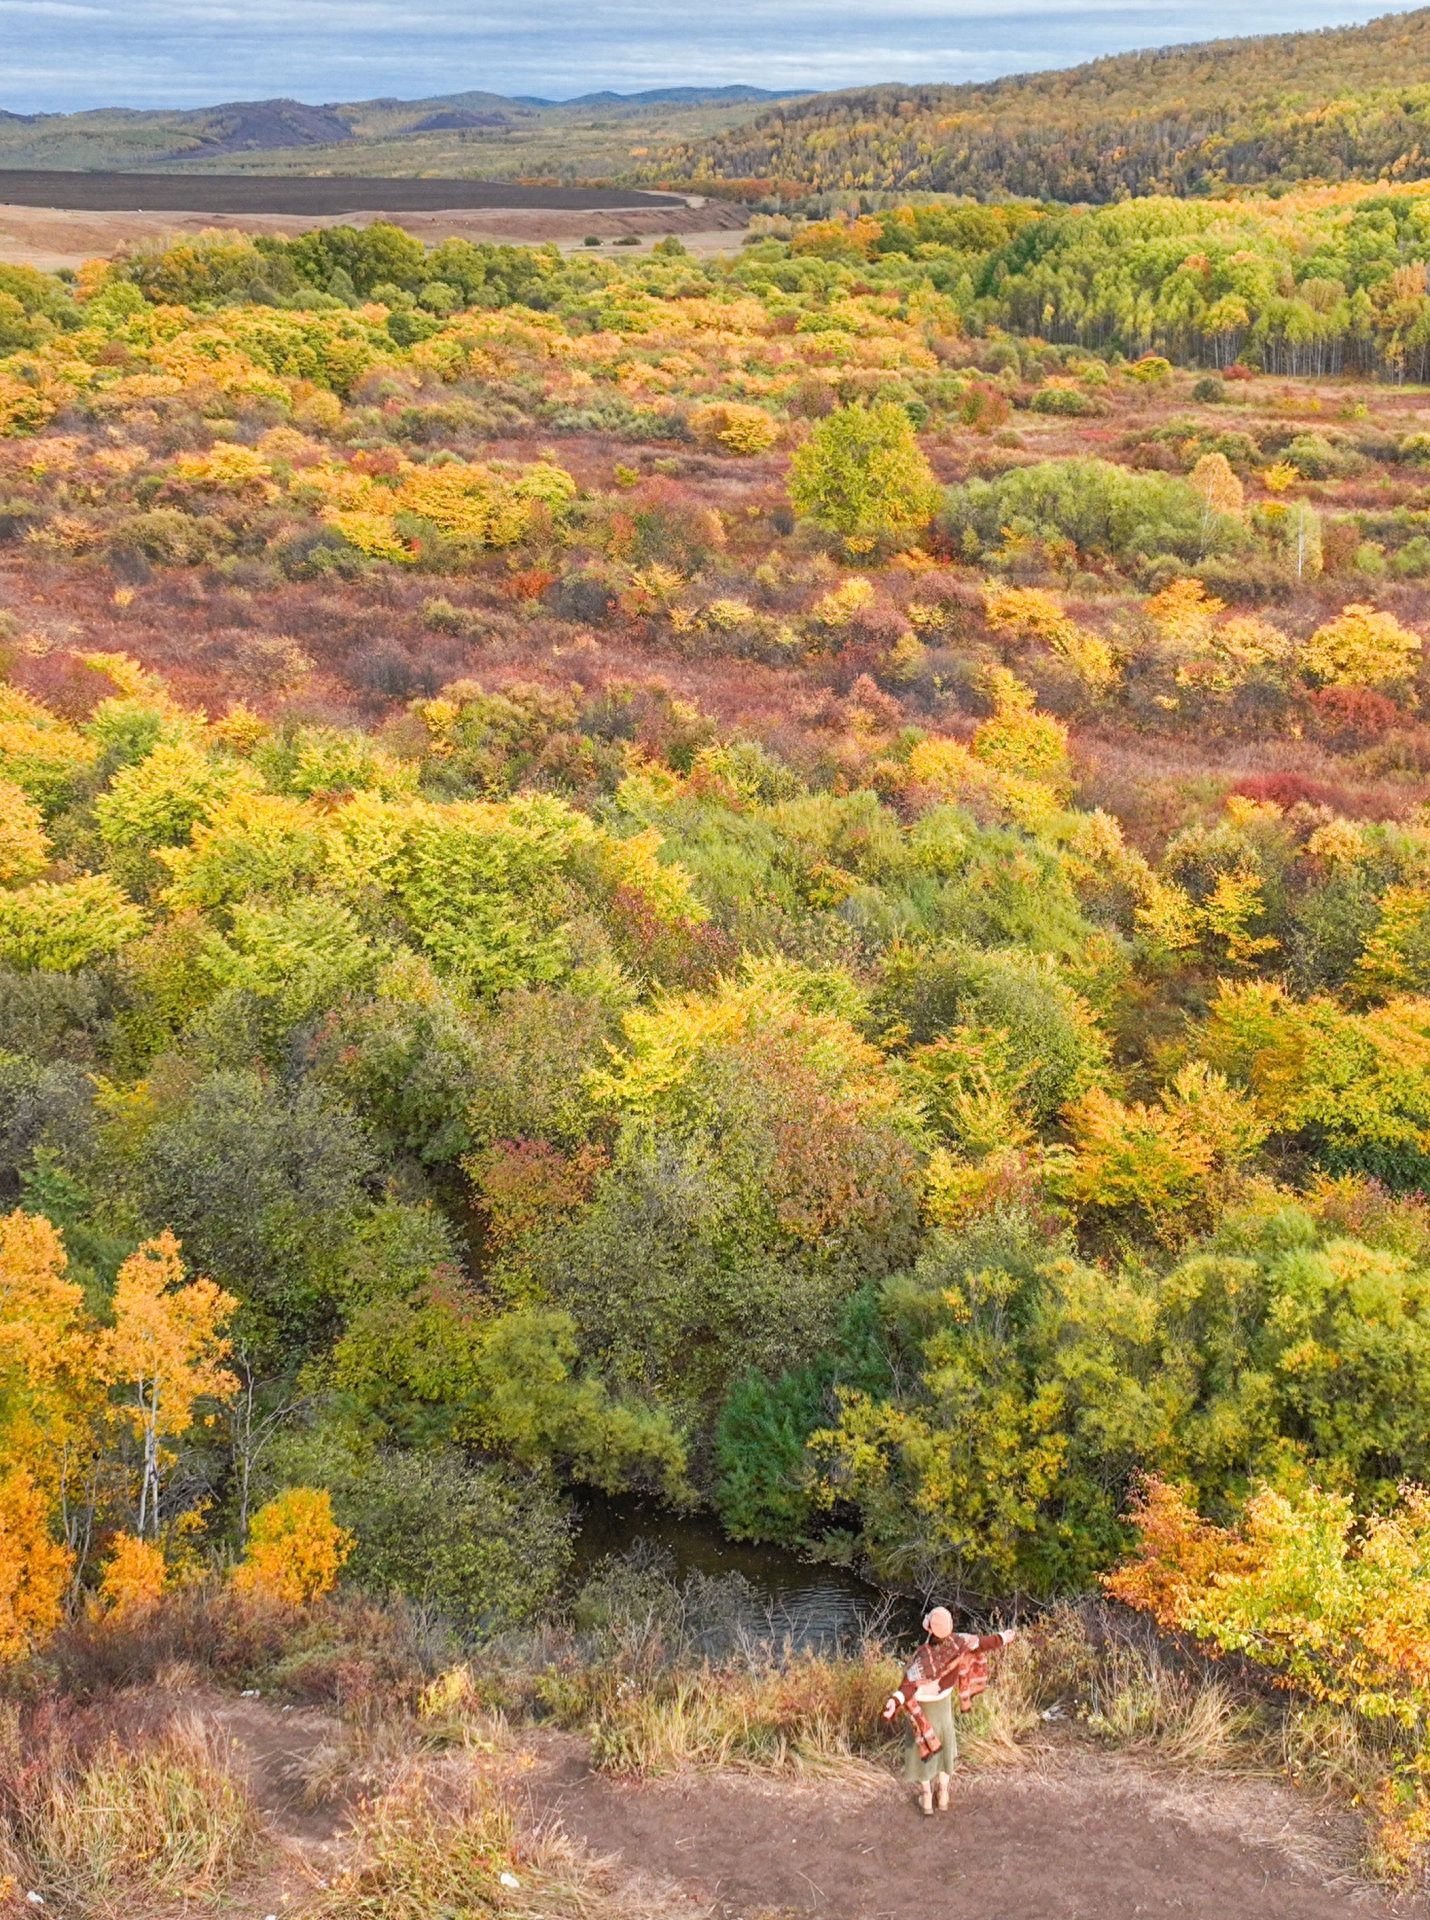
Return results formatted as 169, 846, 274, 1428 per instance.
909, 1632, 1006, 1711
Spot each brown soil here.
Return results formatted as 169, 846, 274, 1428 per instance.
0, 196, 745, 270
534, 1736, 1422, 1920
197, 1696, 1430, 1920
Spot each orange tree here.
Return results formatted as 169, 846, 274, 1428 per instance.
1108, 1475, 1430, 1871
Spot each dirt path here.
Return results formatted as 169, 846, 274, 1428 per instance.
207, 1696, 1424, 1920
534, 1736, 1420, 1920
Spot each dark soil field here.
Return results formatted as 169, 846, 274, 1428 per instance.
0, 168, 686, 213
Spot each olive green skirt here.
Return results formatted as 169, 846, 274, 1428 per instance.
902, 1690, 959, 1783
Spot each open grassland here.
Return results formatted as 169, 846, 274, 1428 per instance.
0, 172, 685, 214
0, 90, 800, 185
21, 7, 1430, 204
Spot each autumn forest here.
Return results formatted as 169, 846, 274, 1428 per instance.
9, 43, 1430, 1902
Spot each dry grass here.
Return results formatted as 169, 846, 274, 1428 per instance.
294, 1692, 514, 1809
45, 1581, 450, 1714
565, 1604, 1265, 1785
0, 1702, 264, 1917
303, 1767, 644, 1920
569, 1649, 896, 1780
10, 1578, 1408, 1897
1025, 1606, 1263, 1770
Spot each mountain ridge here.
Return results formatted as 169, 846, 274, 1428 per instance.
0, 85, 799, 164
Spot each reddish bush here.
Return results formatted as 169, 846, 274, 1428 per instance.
1308, 683, 1400, 745
958, 381, 1012, 432
11, 650, 123, 721
1231, 771, 1362, 811
469, 1138, 607, 1247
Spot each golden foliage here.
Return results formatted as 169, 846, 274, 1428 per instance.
1303, 603, 1422, 687
0, 776, 50, 882
93, 1533, 168, 1622
232, 1487, 353, 1606
1109, 1475, 1430, 1872
0, 1467, 72, 1661
103, 1232, 238, 1538
690, 401, 780, 454
1057, 1061, 1267, 1240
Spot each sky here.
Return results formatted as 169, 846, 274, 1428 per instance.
2, 0, 1427, 114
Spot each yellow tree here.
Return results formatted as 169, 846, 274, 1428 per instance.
788, 401, 941, 553
1189, 450, 1244, 530
232, 1487, 353, 1605
981, 582, 1118, 690
0, 1466, 72, 1661
1146, 576, 1224, 654
93, 1533, 168, 1622
971, 667, 1071, 790
0, 776, 50, 882
102, 1233, 238, 1539
0, 1209, 89, 1484
1303, 604, 1422, 689
0, 1208, 117, 1606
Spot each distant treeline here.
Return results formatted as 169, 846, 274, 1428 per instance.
8, 186, 1430, 382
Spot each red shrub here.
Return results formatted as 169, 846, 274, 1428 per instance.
10, 649, 123, 720
1308, 683, 1400, 746
1231, 771, 1360, 811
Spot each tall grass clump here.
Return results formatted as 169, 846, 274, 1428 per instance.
0, 1703, 263, 1917
307, 1770, 624, 1920
1025, 1602, 1262, 1771
46, 1581, 451, 1715
583, 1649, 897, 1777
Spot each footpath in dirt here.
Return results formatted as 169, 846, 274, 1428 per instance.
538, 1738, 1422, 1920
214, 1699, 1427, 1920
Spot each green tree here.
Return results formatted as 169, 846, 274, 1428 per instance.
787, 402, 941, 552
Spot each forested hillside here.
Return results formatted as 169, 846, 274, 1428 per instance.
657, 7, 1430, 202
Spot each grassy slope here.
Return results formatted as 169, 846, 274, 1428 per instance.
12, 9, 1430, 195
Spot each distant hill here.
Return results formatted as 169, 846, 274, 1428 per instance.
525, 87, 788, 109
655, 7, 1430, 202
0, 86, 800, 176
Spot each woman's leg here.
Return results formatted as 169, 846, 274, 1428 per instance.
934, 1771, 950, 1810
917, 1779, 934, 1814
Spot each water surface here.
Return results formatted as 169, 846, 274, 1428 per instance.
575, 1495, 923, 1654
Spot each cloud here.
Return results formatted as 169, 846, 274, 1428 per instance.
1, 0, 1423, 112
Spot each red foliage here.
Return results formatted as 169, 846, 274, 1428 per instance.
503, 566, 557, 602
1231, 770, 1363, 811
958, 381, 1012, 432
1308, 683, 1400, 746
471, 1138, 607, 1247
606, 882, 737, 987
10, 649, 123, 720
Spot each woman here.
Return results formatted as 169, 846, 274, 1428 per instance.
899, 1607, 1016, 1814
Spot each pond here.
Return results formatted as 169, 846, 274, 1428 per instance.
573, 1495, 925, 1654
